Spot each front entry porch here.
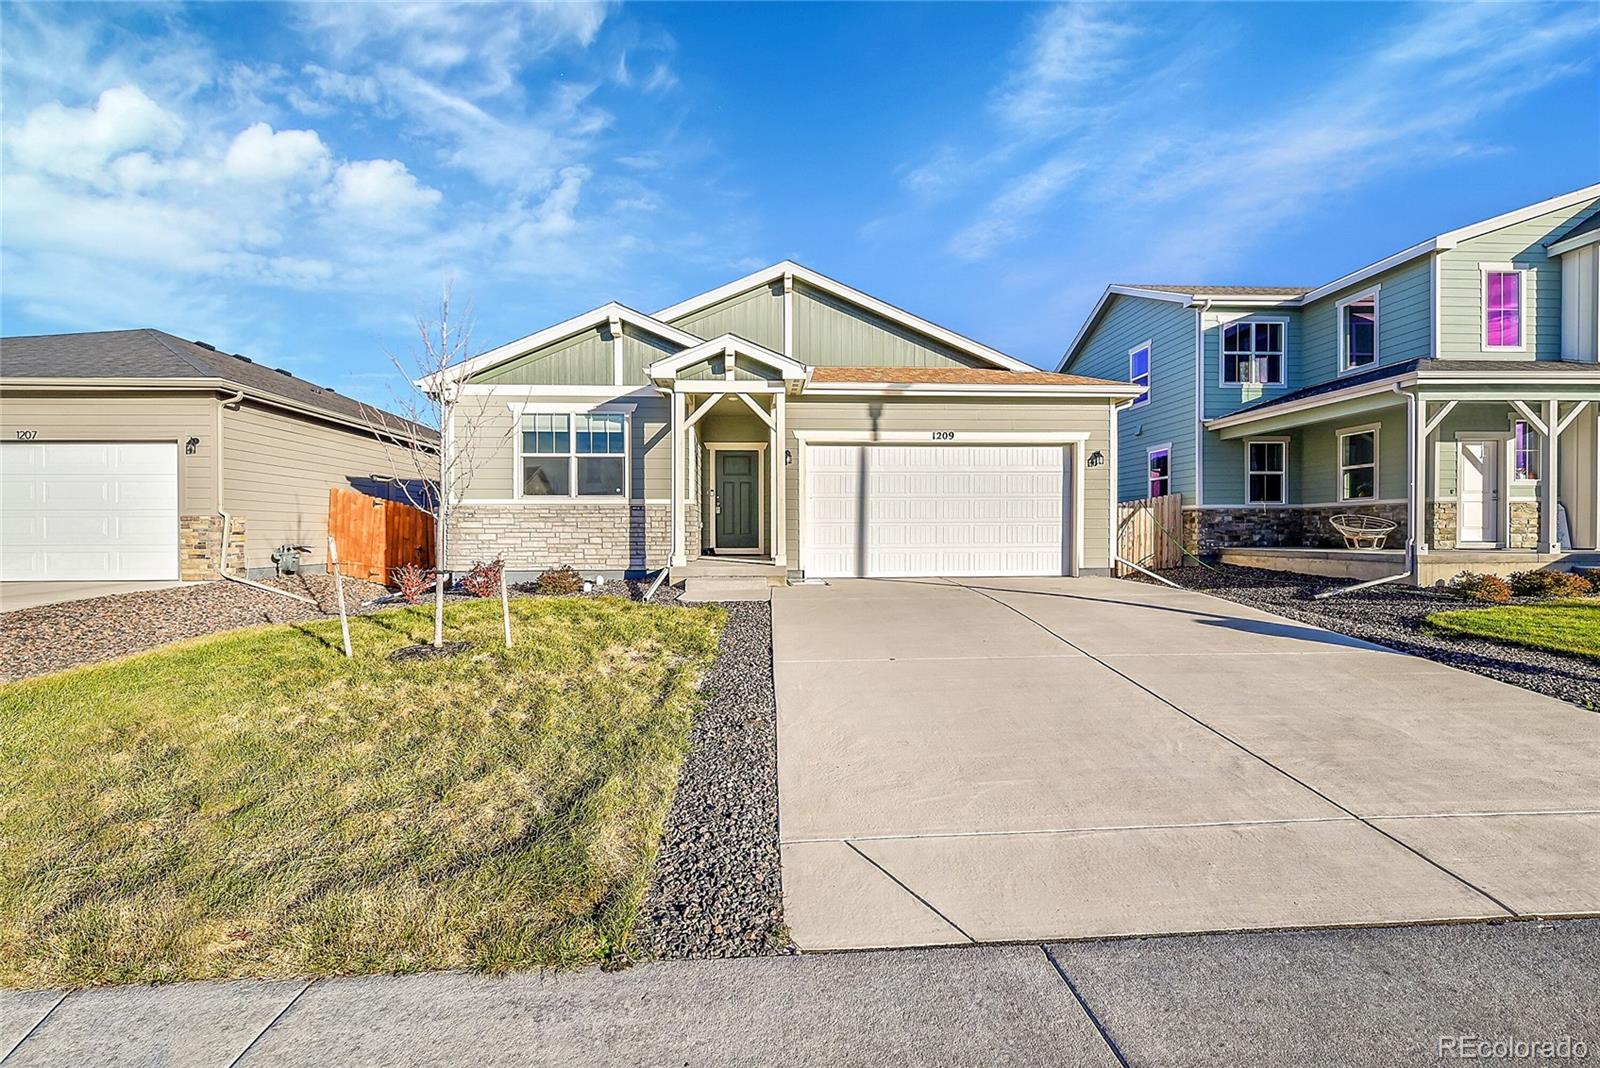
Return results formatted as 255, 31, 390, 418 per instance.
1218, 545, 1600, 585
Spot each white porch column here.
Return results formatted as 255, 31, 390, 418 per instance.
671, 388, 688, 566
1412, 394, 1429, 556
1541, 397, 1560, 552
771, 391, 787, 567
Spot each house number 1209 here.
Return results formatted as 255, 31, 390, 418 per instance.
930, 430, 956, 441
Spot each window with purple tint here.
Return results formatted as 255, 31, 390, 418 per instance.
1147, 447, 1170, 498
1485, 270, 1523, 349
1513, 420, 1540, 481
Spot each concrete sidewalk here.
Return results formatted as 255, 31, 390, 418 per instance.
3, 921, 1595, 1067
773, 576, 1600, 951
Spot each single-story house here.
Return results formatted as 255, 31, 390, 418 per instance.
427, 262, 1141, 586
0, 328, 435, 595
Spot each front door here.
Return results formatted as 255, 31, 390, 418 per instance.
714, 450, 760, 552
1458, 438, 1502, 546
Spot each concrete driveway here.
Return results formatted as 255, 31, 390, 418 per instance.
773, 576, 1600, 950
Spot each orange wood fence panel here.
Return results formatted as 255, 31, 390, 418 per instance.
328, 487, 435, 585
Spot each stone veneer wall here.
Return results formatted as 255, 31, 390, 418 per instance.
1185, 502, 1409, 553
1430, 500, 1539, 550
447, 502, 699, 574
179, 514, 246, 580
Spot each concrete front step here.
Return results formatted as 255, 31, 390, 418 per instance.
680, 576, 774, 603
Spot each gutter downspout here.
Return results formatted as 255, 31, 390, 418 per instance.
215, 389, 317, 606
1312, 382, 1417, 599
644, 382, 674, 601
1194, 299, 1211, 509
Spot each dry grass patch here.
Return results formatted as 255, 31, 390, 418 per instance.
0, 596, 722, 988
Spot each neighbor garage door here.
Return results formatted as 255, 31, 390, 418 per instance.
0, 442, 180, 581
803, 443, 1069, 577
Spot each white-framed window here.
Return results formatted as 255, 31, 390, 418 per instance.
1246, 439, 1288, 504
1146, 444, 1172, 498
1337, 424, 1380, 501
1337, 286, 1379, 373
518, 411, 628, 498
1129, 342, 1151, 408
1482, 264, 1529, 351
1221, 320, 1286, 386
1513, 419, 1540, 481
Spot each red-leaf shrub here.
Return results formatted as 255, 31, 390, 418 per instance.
391, 563, 434, 604
1448, 571, 1513, 604
1508, 569, 1593, 598
461, 557, 505, 598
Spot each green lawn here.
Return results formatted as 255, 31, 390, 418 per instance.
0, 596, 722, 988
1425, 599, 1600, 660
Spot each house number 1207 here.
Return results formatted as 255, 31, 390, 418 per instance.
931, 430, 956, 441
15, 430, 38, 440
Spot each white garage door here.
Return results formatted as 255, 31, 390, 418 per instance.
804, 443, 1069, 577
0, 442, 180, 581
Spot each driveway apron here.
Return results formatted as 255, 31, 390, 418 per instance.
772, 576, 1600, 950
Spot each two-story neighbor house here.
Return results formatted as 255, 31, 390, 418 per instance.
427, 263, 1140, 589
1060, 183, 1600, 585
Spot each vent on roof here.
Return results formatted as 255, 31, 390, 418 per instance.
193, 340, 217, 351
274, 367, 293, 377
233, 354, 253, 363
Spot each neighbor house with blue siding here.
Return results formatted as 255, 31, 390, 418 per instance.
1060, 183, 1600, 585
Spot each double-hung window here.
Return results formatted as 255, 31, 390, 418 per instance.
519, 412, 627, 498
1513, 419, 1540, 481
1338, 289, 1378, 372
1484, 267, 1527, 350
1338, 426, 1379, 501
1129, 343, 1151, 408
1221, 321, 1285, 386
1247, 440, 1287, 504
1147, 445, 1171, 498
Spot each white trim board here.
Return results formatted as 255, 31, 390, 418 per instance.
792, 429, 1092, 444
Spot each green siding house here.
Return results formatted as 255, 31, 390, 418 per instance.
428, 263, 1139, 587
1061, 183, 1600, 585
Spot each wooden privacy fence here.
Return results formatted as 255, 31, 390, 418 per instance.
328, 487, 435, 585
1116, 493, 1183, 576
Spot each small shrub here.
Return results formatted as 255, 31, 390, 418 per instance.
1508, 569, 1593, 598
1575, 567, 1600, 587
1448, 571, 1513, 604
536, 565, 584, 596
391, 563, 435, 604
460, 557, 505, 598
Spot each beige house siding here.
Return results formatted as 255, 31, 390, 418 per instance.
222, 400, 432, 572
782, 396, 1115, 572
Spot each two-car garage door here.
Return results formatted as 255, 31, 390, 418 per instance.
0, 442, 180, 581
804, 443, 1071, 578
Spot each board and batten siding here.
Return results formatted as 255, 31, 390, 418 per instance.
790, 284, 981, 369
1065, 293, 1196, 502
667, 284, 784, 352
222, 401, 435, 571
1561, 242, 1600, 361
0, 389, 219, 514
1438, 199, 1599, 361
470, 326, 614, 386
783, 396, 1115, 572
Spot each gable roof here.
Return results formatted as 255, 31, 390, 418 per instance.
647, 333, 807, 382
0, 328, 433, 440
1548, 208, 1600, 257
1061, 181, 1600, 371
423, 302, 702, 389
657, 260, 1038, 373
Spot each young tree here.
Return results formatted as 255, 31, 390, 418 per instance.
360, 279, 508, 646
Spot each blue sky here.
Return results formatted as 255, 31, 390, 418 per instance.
2, 1, 1597, 407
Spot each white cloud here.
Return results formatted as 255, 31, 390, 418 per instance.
7, 85, 184, 181
330, 158, 443, 217
223, 122, 331, 184
993, 4, 1137, 136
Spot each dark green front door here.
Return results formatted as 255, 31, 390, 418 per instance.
715, 450, 760, 551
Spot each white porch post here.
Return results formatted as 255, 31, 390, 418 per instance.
772, 391, 787, 567
1541, 397, 1559, 552
671, 388, 688, 566
1412, 394, 1429, 557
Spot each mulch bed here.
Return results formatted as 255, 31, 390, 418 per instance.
1161, 563, 1600, 709
0, 574, 389, 683
638, 600, 790, 959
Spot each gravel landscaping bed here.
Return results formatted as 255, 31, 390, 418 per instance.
0, 574, 389, 682
1161, 563, 1600, 709
638, 600, 790, 959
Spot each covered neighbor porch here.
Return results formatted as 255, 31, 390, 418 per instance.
1203, 361, 1600, 584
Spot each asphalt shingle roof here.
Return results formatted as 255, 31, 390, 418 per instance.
1120, 284, 1314, 297
1222, 358, 1600, 419
1550, 209, 1600, 247
807, 366, 1132, 387
0, 328, 434, 440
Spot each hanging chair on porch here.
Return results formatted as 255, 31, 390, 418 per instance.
1330, 513, 1398, 550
